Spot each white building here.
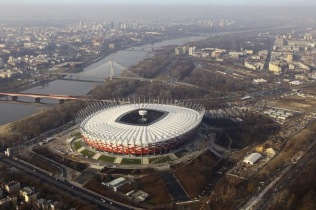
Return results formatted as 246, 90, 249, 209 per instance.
105, 177, 127, 191
289, 80, 303, 85
188, 47, 195, 56
229, 51, 245, 58
253, 79, 267, 84
243, 153, 262, 165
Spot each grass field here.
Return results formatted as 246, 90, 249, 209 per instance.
71, 131, 81, 137
98, 155, 115, 163
149, 157, 159, 164
121, 158, 141, 164
74, 141, 82, 150
155, 156, 172, 163
80, 149, 95, 158
174, 149, 188, 158
149, 156, 173, 164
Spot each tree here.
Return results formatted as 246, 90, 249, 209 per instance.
271, 189, 289, 210
247, 183, 255, 193
287, 193, 296, 209
301, 190, 316, 210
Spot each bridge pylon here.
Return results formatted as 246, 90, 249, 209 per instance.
109, 60, 114, 80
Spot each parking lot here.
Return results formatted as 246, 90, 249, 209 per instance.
159, 171, 189, 201
35, 126, 79, 155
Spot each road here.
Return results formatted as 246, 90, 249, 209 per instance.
8, 121, 138, 210
218, 65, 258, 77
239, 137, 316, 210
255, 141, 316, 210
236, 117, 316, 210
0, 155, 135, 210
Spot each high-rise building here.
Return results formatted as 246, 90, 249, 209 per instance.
287, 54, 293, 63
189, 47, 195, 56
19, 26, 23, 36
304, 34, 313, 41
182, 46, 188, 55
120, 23, 127, 30
175, 47, 183, 55
0, 58, 4, 68
110, 21, 115, 29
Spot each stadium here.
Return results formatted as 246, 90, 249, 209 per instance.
76, 100, 205, 155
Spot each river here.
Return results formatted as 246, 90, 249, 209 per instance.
0, 35, 207, 125
0, 22, 297, 126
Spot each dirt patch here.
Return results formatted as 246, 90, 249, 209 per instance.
173, 151, 219, 197
268, 97, 316, 113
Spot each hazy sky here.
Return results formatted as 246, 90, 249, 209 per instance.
0, 0, 315, 23
1, 0, 316, 6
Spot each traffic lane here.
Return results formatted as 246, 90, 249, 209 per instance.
2, 158, 131, 210
29, 151, 67, 178
2, 159, 116, 210
13, 160, 133, 210
7, 157, 65, 181
18, 123, 76, 148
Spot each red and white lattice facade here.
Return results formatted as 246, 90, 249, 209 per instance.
78, 102, 204, 155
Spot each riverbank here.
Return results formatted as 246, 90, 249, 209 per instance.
79, 34, 193, 70
0, 107, 48, 137
0, 78, 56, 94
0, 123, 11, 136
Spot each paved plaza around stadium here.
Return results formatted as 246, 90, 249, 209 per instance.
41, 121, 224, 172
70, 130, 213, 170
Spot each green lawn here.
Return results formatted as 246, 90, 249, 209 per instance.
121, 158, 141, 165
155, 156, 172, 164
98, 155, 115, 163
149, 156, 173, 164
80, 149, 96, 158
71, 131, 81, 137
174, 149, 188, 158
74, 141, 82, 150
149, 157, 159, 164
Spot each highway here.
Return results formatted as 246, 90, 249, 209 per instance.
0, 155, 135, 210
255, 141, 316, 210
8, 121, 137, 210
238, 137, 316, 210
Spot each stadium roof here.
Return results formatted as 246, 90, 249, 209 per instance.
80, 103, 204, 145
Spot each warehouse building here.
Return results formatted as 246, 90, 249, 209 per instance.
105, 177, 127, 191
243, 153, 262, 165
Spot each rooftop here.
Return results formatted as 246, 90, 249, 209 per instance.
80, 103, 204, 145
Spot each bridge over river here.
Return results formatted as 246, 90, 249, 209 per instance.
0, 92, 106, 104
47, 60, 159, 82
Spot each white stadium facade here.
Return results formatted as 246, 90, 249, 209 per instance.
76, 100, 205, 155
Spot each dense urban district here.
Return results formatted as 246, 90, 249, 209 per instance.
0, 10, 316, 210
